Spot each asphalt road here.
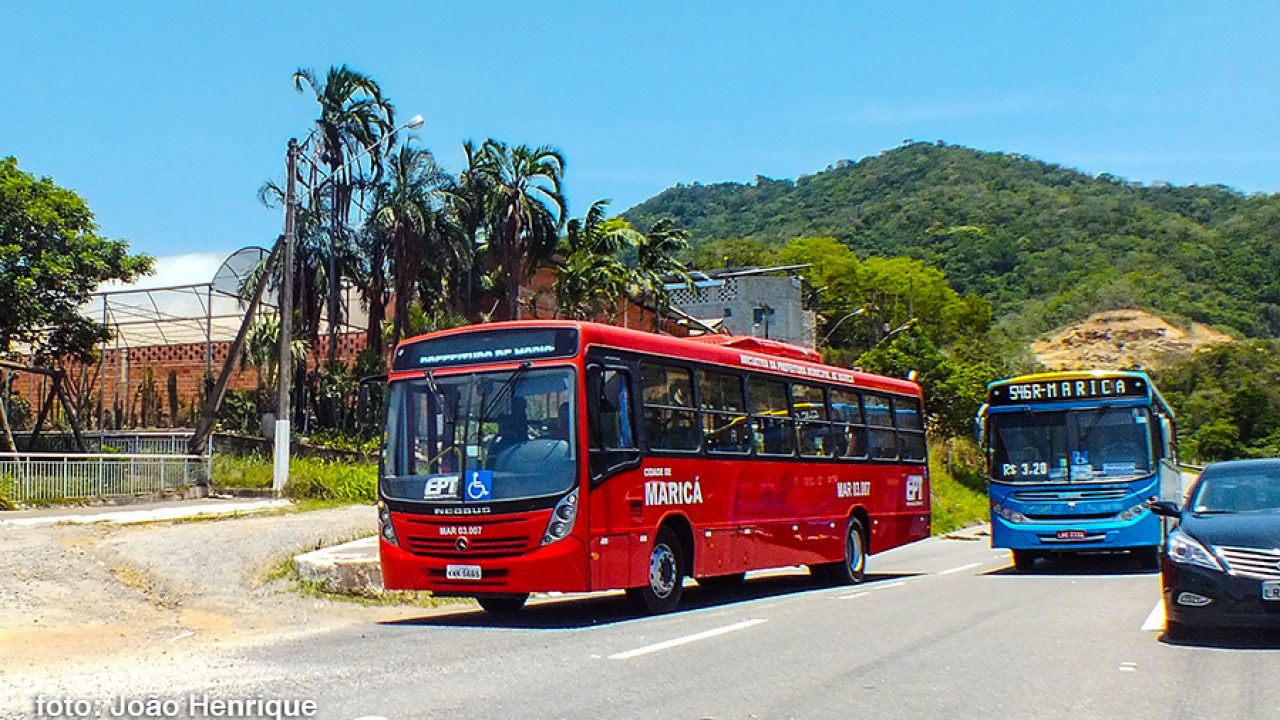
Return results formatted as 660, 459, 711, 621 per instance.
10, 523, 1279, 720
18, 529, 1275, 720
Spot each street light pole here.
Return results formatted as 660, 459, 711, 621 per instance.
274, 138, 298, 493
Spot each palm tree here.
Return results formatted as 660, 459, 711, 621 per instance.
292, 65, 395, 358
369, 144, 462, 346
554, 200, 639, 319
475, 140, 566, 320
631, 218, 692, 330
450, 140, 492, 320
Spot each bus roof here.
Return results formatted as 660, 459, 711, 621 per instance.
395, 320, 921, 396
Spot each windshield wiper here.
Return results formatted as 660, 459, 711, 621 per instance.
479, 362, 533, 428
423, 368, 466, 496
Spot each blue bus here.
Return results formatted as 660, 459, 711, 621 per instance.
976, 371, 1181, 571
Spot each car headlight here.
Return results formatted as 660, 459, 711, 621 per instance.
542, 489, 578, 545
378, 502, 399, 546
1166, 528, 1222, 571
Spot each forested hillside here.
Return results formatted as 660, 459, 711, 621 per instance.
626, 142, 1280, 339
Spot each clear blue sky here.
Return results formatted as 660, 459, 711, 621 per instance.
5, 2, 1280, 281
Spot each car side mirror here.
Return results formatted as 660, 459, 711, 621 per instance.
1149, 500, 1180, 518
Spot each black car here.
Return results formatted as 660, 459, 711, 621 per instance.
1150, 458, 1280, 638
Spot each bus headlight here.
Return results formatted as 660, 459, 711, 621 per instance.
991, 504, 1025, 523
1166, 528, 1223, 572
1118, 499, 1153, 521
542, 489, 578, 545
378, 502, 399, 547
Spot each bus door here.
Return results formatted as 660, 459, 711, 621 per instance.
584, 360, 641, 590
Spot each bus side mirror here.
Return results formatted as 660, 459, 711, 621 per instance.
1149, 500, 1180, 518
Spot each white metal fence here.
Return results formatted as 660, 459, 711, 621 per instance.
0, 453, 210, 503
14, 432, 207, 456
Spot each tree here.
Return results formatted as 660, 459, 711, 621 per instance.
630, 217, 691, 330
293, 65, 396, 358
475, 140, 566, 320
368, 144, 460, 346
0, 157, 152, 363
554, 200, 636, 319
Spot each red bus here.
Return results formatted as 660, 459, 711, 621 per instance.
378, 321, 931, 613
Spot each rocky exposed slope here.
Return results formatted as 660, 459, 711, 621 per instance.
1032, 309, 1233, 371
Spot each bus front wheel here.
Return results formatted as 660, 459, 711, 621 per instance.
476, 593, 528, 614
630, 527, 686, 614
1011, 550, 1038, 572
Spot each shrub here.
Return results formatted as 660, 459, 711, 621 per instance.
285, 457, 377, 503
928, 439, 989, 534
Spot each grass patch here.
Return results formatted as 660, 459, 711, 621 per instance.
929, 437, 990, 535
211, 453, 376, 503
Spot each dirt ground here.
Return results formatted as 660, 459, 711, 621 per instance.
0, 505, 423, 700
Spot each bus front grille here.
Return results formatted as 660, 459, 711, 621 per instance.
404, 535, 531, 558
1013, 488, 1128, 502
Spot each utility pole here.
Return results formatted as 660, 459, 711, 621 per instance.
274, 138, 298, 494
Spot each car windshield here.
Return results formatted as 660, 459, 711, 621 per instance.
1190, 467, 1280, 513
989, 407, 1154, 483
382, 367, 577, 502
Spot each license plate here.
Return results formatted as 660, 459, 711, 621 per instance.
1056, 529, 1087, 541
1263, 581, 1280, 601
445, 564, 482, 580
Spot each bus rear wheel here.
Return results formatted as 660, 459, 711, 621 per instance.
476, 593, 528, 614
630, 527, 686, 614
814, 517, 867, 585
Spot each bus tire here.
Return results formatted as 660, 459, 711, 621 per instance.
632, 527, 686, 614
697, 572, 746, 589
476, 593, 528, 614
816, 517, 867, 585
1011, 550, 1037, 572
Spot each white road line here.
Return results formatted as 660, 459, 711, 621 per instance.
1140, 599, 1166, 632
837, 580, 906, 599
937, 562, 982, 576
608, 619, 767, 660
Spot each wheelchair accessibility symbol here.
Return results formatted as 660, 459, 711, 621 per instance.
465, 470, 493, 501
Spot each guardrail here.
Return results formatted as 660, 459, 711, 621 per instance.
0, 453, 209, 504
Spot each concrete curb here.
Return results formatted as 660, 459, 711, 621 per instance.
0, 499, 293, 527
293, 536, 382, 594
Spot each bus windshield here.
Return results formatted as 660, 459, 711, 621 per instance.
989, 407, 1153, 483
383, 366, 577, 502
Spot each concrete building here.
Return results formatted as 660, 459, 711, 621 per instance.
667, 266, 818, 348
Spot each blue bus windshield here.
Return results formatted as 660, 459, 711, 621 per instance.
989, 407, 1153, 483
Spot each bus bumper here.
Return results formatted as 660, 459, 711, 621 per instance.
380, 534, 590, 595
991, 511, 1162, 553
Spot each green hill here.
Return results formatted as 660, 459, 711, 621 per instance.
625, 142, 1280, 339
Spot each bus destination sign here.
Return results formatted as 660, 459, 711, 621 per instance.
988, 376, 1146, 406
392, 327, 579, 371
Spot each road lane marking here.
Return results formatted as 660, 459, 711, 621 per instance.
837, 580, 906, 599
608, 618, 767, 660
937, 562, 982, 575
1141, 600, 1166, 632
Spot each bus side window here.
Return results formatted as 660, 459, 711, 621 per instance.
830, 388, 867, 460
589, 367, 637, 451
749, 376, 795, 456
640, 362, 700, 452
864, 394, 899, 460
794, 383, 832, 458
893, 396, 927, 462
699, 370, 751, 454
